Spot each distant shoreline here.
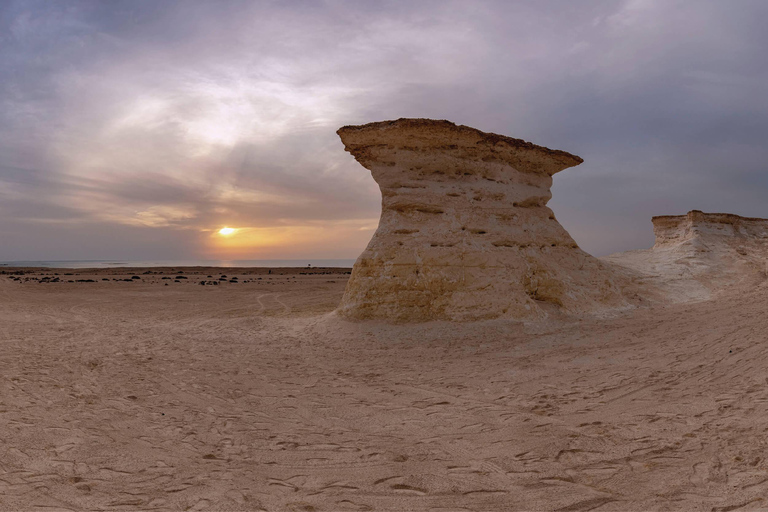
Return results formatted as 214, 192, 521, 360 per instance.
0, 259, 357, 269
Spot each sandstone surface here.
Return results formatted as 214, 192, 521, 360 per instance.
652, 210, 768, 247
605, 210, 768, 301
336, 118, 633, 322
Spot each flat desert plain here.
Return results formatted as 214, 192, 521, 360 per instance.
2, 267, 768, 511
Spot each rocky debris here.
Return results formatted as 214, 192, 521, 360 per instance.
336, 118, 634, 322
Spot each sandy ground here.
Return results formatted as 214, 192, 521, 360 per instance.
2, 267, 768, 511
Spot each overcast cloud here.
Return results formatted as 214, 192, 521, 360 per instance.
1, 0, 767, 260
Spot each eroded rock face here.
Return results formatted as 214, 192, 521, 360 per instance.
652, 210, 768, 281
653, 210, 768, 247
605, 210, 768, 303
336, 118, 631, 322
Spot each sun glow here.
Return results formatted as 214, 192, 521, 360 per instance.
218, 227, 237, 236
203, 220, 377, 259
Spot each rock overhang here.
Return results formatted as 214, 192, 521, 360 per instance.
337, 118, 583, 176
335, 118, 631, 322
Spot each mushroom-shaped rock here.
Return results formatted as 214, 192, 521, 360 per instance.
337, 118, 630, 322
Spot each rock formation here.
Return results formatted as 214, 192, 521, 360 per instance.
336, 118, 633, 322
605, 210, 768, 302
652, 210, 768, 248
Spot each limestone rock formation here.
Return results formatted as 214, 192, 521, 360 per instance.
336, 118, 632, 322
605, 210, 768, 302
652, 210, 768, 248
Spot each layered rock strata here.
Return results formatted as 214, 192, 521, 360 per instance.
336, 118, 632, 322
605, 210, 768, 302
652, 210, 768, 247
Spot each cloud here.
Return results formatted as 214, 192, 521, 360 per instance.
1, 0, 767, 260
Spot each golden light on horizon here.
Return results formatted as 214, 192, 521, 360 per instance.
203, 221, 377, 259
218, 227, 237, 236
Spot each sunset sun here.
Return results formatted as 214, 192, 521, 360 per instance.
218, 227, 236, 236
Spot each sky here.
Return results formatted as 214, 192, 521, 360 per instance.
1, 0, 767, 261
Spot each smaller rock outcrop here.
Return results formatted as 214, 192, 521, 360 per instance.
606, 210, 768, 302
652, 210, 768, 247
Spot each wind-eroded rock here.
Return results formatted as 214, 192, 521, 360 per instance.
336, 118, 632, 322
652, 210, 768, 247
606, 210, 768, 302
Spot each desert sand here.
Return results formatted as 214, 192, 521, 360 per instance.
2, 258, 768, 511
3, 121, 767, 511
